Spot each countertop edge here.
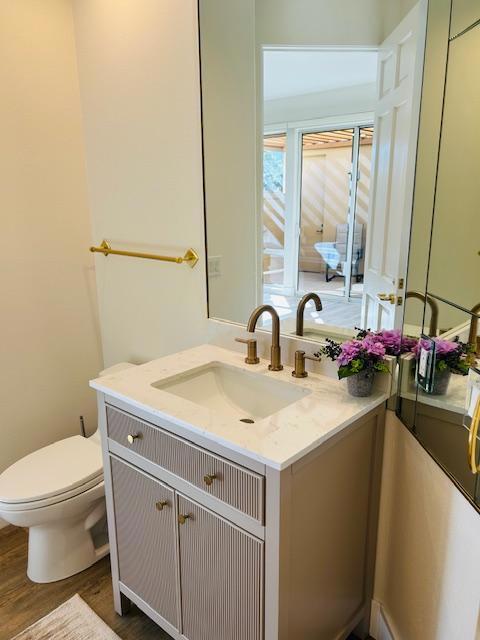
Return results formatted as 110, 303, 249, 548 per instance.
91, 380, 388, 471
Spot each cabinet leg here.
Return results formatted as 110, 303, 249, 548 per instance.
114, 590, 131, 616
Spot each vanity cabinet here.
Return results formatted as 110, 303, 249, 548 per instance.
98, 395, 385, 640
110, 458, 180, 629
177, 495, 263, 640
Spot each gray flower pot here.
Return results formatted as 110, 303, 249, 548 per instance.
347, 370, 375, 397
429, 368, 451, 396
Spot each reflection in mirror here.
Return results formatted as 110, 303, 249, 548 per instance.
397, 3, 480, 510
200, 1, 427, 341
398, 300, 480, 504
427, 21, 480, 313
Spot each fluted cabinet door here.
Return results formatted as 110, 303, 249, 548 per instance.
177, 494, 263, 640
111, 458, 180, 630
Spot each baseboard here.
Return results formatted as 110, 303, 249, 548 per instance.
370, 600, 396, 640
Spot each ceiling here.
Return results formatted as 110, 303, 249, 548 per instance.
265, 127, 374, 151
263, 50, 378, 102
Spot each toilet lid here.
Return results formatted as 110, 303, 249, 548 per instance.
0, 436, 103, 505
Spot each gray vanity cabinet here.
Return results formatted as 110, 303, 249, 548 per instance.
99, 396, 385, 640
110, 458, 180, 630
177, 494, 263, 640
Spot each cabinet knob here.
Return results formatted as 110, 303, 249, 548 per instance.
203, 473, 217, 486
127, 433, 139, 444
178, 514, 191, 525
155, 500, 169, 511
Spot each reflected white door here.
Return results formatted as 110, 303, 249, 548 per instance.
362, 0, 427, 330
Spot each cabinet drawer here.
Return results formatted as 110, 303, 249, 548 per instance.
106, 406, 264, 523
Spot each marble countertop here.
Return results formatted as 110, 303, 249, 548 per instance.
90, 344, 388, 470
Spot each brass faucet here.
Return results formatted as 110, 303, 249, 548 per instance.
405, 290, 439, 336
296, 293, 323, 336
246, 304, 283, 371
468, 303, 480, 352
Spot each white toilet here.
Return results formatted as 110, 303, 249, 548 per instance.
0, 362, 135, 583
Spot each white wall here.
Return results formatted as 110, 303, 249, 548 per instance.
404, 0, 452, 333
0, 0, 103, 478
199, 0, 259, 324
381, 0, 419, 40
73, 0, 208, 366
256, 0, 383, 46
264, 83, 376, 126
374, 412, 480, 639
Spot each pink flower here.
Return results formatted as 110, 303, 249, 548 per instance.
362, 336, 386, 358
337, 340, 363, 366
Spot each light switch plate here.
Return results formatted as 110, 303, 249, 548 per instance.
208, 256, 222, 278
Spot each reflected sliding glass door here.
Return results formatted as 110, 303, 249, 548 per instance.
262, 134, 287, 289
297, 126, 373, 301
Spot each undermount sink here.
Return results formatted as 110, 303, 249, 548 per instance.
152, 361, 310, 422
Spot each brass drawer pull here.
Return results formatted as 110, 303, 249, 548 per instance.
203, 473, 217, 486
468, 397, 480, 474
155, 500, 169, 511
127, 433, 140, 444
178, 514, 191, 525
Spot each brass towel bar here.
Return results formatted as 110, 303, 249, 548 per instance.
89, 240, 199, 268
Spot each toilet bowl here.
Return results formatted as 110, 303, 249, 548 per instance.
0, 436, 107, 583
0, 362, 136, 583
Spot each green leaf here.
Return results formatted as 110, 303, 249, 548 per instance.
338, 365, 357, 380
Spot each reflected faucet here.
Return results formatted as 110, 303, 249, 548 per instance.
246, 305, 283, 371
468, 303, 480, 352
405, 291, 439, 336
296, 293, 323, 336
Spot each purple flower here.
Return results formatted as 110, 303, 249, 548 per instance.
400, 335, 418, 354
362, 336, 386, 358
337, 340, 363, 366
413, 337, 461, 359
435, 339, 462, 356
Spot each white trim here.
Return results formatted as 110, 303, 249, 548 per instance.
264, 123, 288, 135
263, 45, 379, 53
287, 111, 374, 132
370, 600, 396, 640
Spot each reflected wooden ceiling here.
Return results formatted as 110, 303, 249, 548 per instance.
264, 127, 374, 151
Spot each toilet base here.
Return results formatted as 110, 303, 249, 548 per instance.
27, 501, 109, 583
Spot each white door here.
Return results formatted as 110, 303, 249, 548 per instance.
362, 0, 428, 330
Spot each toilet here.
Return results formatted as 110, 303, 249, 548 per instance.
0, 362, 135, 583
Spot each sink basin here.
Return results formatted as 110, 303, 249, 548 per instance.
152, 361, 310, 422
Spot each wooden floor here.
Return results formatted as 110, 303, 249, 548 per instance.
0, 525, 170, 640
0, 524, 372, 640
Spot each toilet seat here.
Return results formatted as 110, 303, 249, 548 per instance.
0, 436, 103, 511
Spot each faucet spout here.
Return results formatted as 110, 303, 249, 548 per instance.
406, 290, 439, 336
247, 304, 283, 371
296, 293, 323, 336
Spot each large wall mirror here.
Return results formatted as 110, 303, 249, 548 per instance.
199, 0, 428, 341
397, 0, 480, 511
199, 0, 480, 511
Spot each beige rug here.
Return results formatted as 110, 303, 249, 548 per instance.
12, 594, 121, 640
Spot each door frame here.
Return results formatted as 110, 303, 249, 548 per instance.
259, 44, 378, 305
263, 112, 374, 302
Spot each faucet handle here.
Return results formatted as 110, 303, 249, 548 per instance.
292, 350, 321, 378
235, 337, 260, 365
